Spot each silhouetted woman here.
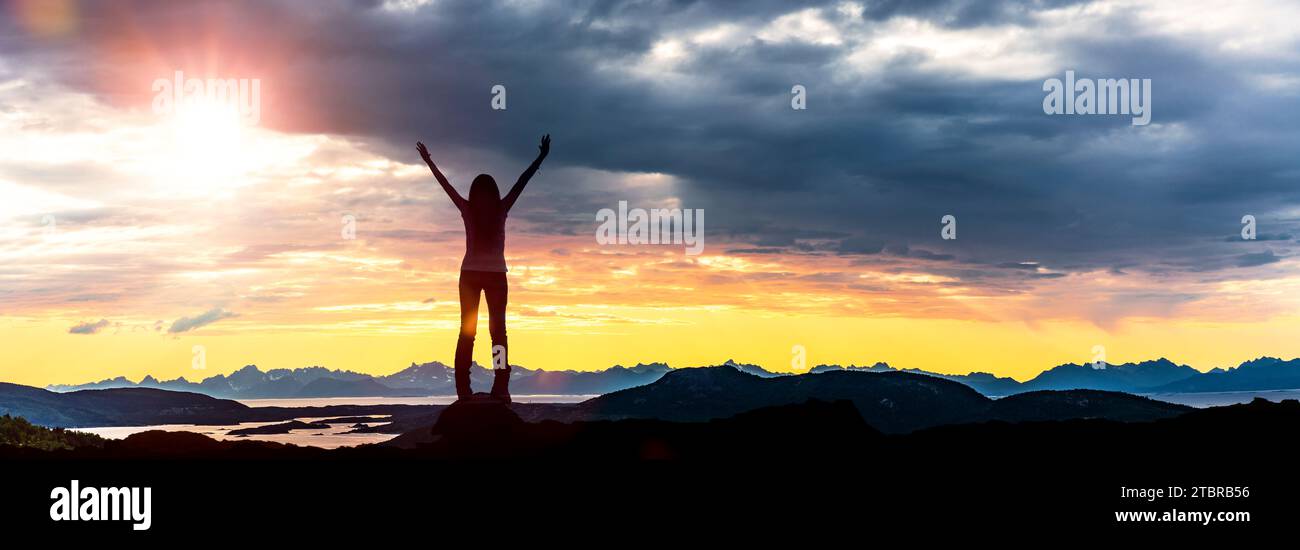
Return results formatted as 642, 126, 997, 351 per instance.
417, 134, 550, 403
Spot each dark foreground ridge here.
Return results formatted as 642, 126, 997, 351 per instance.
2, 396, 1294, 461
4, 398, 1295, 536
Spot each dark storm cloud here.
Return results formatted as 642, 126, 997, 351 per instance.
5, 0, 1300, 285
861, 0, 1095, 28
1236, 250, 1282, 268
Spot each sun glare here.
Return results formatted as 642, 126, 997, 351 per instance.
158, 98, 249, 195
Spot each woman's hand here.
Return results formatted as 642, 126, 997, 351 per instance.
418, 140, 467, 209
503, 134, 550, 211
416, 141, 434, 165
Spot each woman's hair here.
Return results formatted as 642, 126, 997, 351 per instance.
467, 174, 502, 232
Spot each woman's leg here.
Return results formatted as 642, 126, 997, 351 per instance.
484, 272, 510, 399
454, 271, 483, 399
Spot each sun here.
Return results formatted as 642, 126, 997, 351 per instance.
150, 95, 253, 197
173, 99, 244, 156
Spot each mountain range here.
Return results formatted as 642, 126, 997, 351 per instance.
41, 356, 1300, 400
811, 357, 1300, 395
46, 361, 672, 399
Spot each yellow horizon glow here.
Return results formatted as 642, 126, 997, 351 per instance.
8, 313, 1300, 387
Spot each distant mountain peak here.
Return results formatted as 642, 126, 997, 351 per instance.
1240, 356, 1288, 369
663, 365, 756, 382
1140, 357, 1177, 367
626, 362, 670, 374
718, 360, 781, 378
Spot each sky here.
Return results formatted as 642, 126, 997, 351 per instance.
3, 0, 1300, 386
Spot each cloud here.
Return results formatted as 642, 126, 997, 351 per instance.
68, 319, 110, 335
1236, 250, 1283, 268
7, 1, 1299, 279
2, 0, 1299, 329
168, 308, 238, 333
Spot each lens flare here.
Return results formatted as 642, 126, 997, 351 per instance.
11, 0, 78, 37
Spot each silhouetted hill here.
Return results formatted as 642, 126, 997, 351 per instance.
814, 363, 1024, 395
989, 389, 1191, 422
0, 383, 250, 427
545, 366, 1191, 432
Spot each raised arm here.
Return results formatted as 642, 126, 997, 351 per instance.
416, 141, 467, 211
502, 134, 550, 213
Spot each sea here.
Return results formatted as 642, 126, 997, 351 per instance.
1137, 389, 1300, 408
74, 394, 596, 449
